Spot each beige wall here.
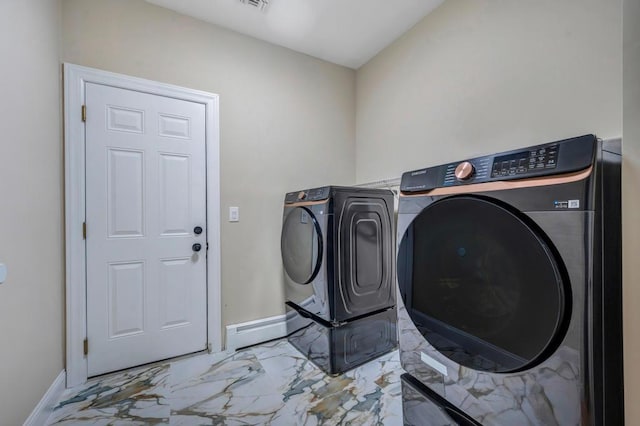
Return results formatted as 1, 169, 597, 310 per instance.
623, 0, 640, 422
0, 0, 64, 424
356, 0, 622, 182
61, 0, 356, 328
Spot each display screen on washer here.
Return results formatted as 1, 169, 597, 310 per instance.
281, 207, 322, 284
491, 144, 558, 177
397, 196, 570, 373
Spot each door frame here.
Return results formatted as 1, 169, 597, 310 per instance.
64, 63, 222, 387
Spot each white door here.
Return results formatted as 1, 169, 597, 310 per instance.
85, 82, 207, 376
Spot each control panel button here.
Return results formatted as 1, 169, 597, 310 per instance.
455, 161, 475, 181
491, 143, 561, 177
297, 191, 307, 200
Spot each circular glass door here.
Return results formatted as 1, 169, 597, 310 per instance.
397, 196, 570, 373
281, 206, 323, 284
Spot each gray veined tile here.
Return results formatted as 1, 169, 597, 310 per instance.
252, 342, 321, 394
47, 340, 403, 426
168, 350, 257, 391
169, 353, 265, 403
248, 339, 292, 360
48, 363, 171, 425
168, 350, 235, 381
167, 349, 287, 424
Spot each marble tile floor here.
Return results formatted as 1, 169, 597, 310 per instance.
47, 339, 403, 425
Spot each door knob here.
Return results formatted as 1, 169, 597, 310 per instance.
192, 243, 202, 252
194, 226, 203, 235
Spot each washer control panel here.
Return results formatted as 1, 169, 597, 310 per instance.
285, 186, 331, 204
491, 144, 558, 177
443, 158, 492, 186
400, 134, 596, 193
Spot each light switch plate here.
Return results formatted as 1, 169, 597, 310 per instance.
229, 206, 239, 222
0, 263, 6, 284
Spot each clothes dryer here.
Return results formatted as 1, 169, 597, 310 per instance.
396, 135, 622, 425
281, 186, 397, 374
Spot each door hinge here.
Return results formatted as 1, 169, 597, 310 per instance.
82, 222, 87, 240
83, 338, 88, 355
81, 105, 86, 122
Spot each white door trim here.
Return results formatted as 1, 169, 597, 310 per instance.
64, 63, 222, 387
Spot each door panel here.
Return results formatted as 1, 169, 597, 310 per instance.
159, 154, 191, 235
86, 82, 207, 376
108, 261, 145, 338
159, 113, 191, 139
107, 105, 144, 133
107, 149, 144, 237
159, 257, 192, 329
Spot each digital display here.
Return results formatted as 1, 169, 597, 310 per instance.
491, 144, 558, 178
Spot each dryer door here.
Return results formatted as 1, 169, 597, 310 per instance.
397, 195, 570, 373
282, 205, 327, 318
282, 206, 323, 285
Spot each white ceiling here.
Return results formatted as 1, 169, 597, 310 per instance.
145, 0, 444, 69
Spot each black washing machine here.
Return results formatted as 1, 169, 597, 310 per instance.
396, 135, 622, 425
281, 186, 397, 374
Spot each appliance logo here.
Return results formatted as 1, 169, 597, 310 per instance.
411, 170, 427, 176
554, 199, 580, 209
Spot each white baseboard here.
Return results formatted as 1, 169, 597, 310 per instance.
225, 314, 287, 351
23, 370, 66, 426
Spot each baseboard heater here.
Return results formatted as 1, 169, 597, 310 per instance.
225, 314, 287, 351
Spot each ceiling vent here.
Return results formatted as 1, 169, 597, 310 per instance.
239, 0, 270, 12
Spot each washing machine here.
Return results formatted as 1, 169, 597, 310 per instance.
396, 135, 622, 425
281, 186, 397, 374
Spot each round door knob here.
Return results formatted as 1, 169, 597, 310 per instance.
192, 243, 202, 252
194, 226, 203, 235
455, 161, 475, 181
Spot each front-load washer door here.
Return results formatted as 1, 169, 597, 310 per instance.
282, 205, 327, 318
397, 195, 570, 373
